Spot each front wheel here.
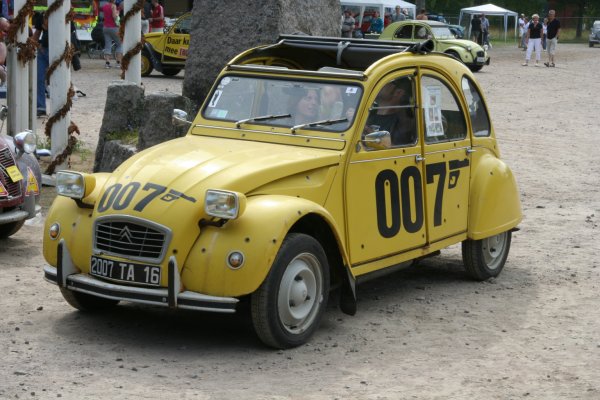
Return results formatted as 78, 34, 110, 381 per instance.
469, 65, 484, 72
462, 231, 512, 281
251, 233, 330, 349
161, 68, 182, 76
60, 288, 119, 311
141, 50, 153, 76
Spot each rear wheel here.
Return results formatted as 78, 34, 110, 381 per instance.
251, 233, 330, 349
0, 220, 25, 239
462, 231, 512, 281
60, 288, 119, 311
162, 68, 182, 76
141, 50, 153, 76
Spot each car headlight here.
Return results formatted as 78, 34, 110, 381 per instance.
466, 45, 472, 51
13, 130, 37, 154
205, 190, 246, 220
56, 171, 95, 199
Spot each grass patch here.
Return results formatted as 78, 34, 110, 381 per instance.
104, 130, 139, 146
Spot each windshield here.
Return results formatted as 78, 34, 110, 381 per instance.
431, 27, 455, 39
203, 76, 363, 132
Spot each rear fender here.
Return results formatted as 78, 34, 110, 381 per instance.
182, 195, 353, 298
468, 153, 522, 239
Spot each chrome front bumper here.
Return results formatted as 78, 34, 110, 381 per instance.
44, 240, 238, 313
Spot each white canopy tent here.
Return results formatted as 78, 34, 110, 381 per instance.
458, 3, 518, 41
340, 0, 417, 29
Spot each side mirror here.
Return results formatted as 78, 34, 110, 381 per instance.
362, 130, 392, 150
172, 108, 191, 128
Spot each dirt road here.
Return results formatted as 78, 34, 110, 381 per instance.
1, 44, 599, 399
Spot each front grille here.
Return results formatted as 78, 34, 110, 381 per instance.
0, 147, 22, 198
476, 51, 485, 57
94, 218, 169, 262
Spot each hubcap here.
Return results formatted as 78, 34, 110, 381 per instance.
277, 253, 323, 334
482, 232, 507, 270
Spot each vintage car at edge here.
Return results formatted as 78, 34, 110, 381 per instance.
141, 12, 191, 76
43, 36, 521, 348
379, 20, 490, 72
0, 130, 42, 238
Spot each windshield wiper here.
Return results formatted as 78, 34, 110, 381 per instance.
235, 114, 291, 129
290, 118, 348, 134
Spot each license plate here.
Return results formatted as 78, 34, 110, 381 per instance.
90, 256, 161, 286
476, 56, 485, 63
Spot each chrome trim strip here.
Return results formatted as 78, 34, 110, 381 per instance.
349, 153, 418, 164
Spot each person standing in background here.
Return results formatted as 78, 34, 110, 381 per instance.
470, 14, 481, 44
101, 0, 123, 69
391, 6, 405, 22
480, 13, 489, 46
518, 13, 525, 48
141, 0, 151, 34
542, 17, 548, 50
32, 11, 48, 117
370, 11, 383, 34
341, 9, 354, 38
416, 9, 427, 20
149, 0, 164, 33
522, 14, 543, 66
544, 10, 560, 67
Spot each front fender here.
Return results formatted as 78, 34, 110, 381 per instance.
181, 195, 348, 297
468, 154, 522, 240
42, 173, 111, 267
143, 43, 163, 72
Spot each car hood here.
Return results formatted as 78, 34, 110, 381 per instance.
93, 135, 341, 219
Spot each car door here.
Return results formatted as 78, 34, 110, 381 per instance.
418, 72, 471, 244
161, 13, 191, 63
345, 71, 426, 268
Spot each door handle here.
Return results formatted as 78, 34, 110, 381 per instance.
466, 148, 476, 155
415, 155, 425, 163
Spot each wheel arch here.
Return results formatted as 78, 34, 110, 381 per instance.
182, 195, 356, 313
468, 153, 522, 240
142, 42, 163, 72
290, 214, 356, 315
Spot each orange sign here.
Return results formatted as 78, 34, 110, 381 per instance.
25, 167, 40, 196
0, 181, 7, 197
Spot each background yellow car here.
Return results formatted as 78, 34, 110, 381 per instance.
43, 36, 521, 349
141, 12, 190, 76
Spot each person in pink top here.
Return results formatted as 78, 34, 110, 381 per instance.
101, 0, 123, 69
148, 0, 164, 33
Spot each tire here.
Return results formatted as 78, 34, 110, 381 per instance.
462, 231, 512, 281
162, 68, 182, 76
251, 233, 330, 349
0, 220, 25, 239
469, 65, 484, 72
590, 42, 594, 48
59, 287, 119, 311
141, 50, 153, 76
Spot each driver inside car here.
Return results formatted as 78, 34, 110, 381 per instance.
363, 77, 416, 147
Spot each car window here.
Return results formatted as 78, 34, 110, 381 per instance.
203, 76, 363, 132
173, 14, 191, 34
421, 76, 467, 143
394, 25, 413, 39
362, 76, 417, 148
461, 77, 491, 137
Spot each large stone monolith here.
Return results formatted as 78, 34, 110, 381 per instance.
183, 0, 342, 110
